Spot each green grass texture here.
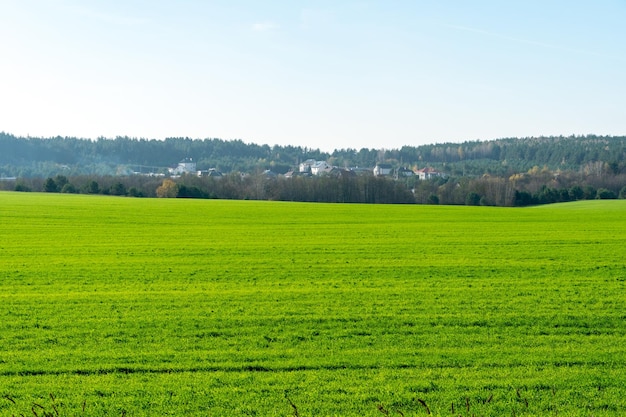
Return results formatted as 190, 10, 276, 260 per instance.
1, 192, 625, 416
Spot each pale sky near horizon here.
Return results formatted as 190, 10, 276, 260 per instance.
1, 1, 624, 151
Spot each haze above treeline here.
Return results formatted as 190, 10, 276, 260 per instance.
1, 132, 625, 178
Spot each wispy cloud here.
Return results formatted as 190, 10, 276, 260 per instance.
445, 23, 622, 61
251, 21, 278, 32
445, 24, 553, 48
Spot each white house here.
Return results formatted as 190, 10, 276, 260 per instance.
310, 161, 333, 176
373, 163, 393, 176
414, 167, 442, 180
169, 158, 197, 175
299, 159, 317, 173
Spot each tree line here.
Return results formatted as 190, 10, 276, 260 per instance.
1, 132, 625, 178
4, 173, 416, 204
2, 167, 625, 206
1, 132, 625, 206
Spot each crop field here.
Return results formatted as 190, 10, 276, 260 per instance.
0, 192, 625, 416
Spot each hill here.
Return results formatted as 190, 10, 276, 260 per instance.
1, 132, 625, 178
1, 132, 625, 206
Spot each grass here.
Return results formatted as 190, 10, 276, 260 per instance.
1, 192, 625, 415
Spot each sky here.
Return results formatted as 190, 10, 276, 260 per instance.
1, 0, 625, 151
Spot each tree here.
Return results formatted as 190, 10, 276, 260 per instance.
465, 192, 481, 206
86, 180, 100, 194
583, 186, 597, 200
568, 185, 584, 201
128, 187, 143, 197
514, 190, 534, 206
110, 182, 127, 196
61, 183, 77, 193
427, 194, 439, 205
177, 184, 208, 198
596, 188, 617, 199
44, 178, 58, 192
156, 179, 178, 198
54, 175, 69, 189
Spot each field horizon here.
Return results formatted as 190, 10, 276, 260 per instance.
1, 192, 625, 416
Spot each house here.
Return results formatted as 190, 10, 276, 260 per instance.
310, 161, 332, 176
169, 158, 197, 175
414, 167, 443, 180
373, 163, 393, 176
284, 170, 311, 178
328, 167, 356, 179
300, 159, 337, 176
198, 168, 223, 178
350, 167, 372, 176
395, 167, 414, 178
299, 159, 317, 173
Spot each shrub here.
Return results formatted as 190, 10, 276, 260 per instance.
128, 187, 144, 197
465, 192, 481, 206
85, 180, 100, 194
44, 178, 58, 193
156, 179, 178, 198
596, 188, 617, 199
14, 183, 31, 192
110, 182, 127, 196
61, 183, 78, 193
427, 194, 439, 205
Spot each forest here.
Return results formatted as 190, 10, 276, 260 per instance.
1, 132, 625, 206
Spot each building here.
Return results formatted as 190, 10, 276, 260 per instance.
395, 167, 414, 178
414, 167, 443, 180
299, 159, 317, 173
169, 158, 197, 175
310, 161, 332, 176
350, 167, 372, 176
197, 168, 223, 178
373, 163, 393, 176
328, 167, 356, 179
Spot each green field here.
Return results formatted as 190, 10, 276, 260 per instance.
1, 192, 625, 416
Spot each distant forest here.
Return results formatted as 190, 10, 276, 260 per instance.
1, 132, 625, 206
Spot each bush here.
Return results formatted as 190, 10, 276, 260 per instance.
14, 183, 31, 192
427, 194, 439, 205
596, 188, 617, 199
110, 182, 127, 196
569, 185, 584, 201
54, 175, 68, 189
128, 187, 143, 197
44, 178, 58, 192
61, 183, 78, 193
514, 190, 534, 206
583, 185, 597, 200
156, 179, 178, 198
85, 180, 100, 194
177, 184, 208, 199
465, 192, 481, 206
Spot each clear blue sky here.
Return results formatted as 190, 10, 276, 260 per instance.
1, 1, 624, 151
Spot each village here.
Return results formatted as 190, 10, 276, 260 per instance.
167, 157, 444, 181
